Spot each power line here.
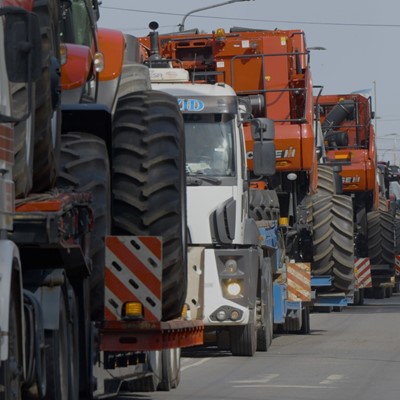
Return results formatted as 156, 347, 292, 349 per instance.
100, 6, 400, 28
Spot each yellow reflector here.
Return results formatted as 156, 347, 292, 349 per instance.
334, 153, 351, 160
124, 302, 143, 318
182, 304, 188, 318
279, 217, 289, 226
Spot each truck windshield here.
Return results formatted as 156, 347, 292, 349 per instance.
185, 113, 235, 177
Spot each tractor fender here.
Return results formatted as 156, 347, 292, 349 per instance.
3, 0, 34, 10
60, 43, 93, 91
97, 27, 125, 82
0, 240, 23, 362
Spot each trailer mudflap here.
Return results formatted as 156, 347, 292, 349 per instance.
99, 319, 204, 352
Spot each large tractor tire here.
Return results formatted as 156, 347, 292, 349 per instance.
111, 90, 186, 321
31, 0, 61, 192
367, 210, 397, 270
56, 132, 110, 320
331, 195, 354, 292
317, 164, 337, 196
312, 194, 355, 292
311, 194, 334, 275
12, 87, 33, 197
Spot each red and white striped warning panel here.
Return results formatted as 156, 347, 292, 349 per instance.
105, 236, 162, 322
287, 262, 311, 302
354, 258, 372, 289
395, 255, 400, 275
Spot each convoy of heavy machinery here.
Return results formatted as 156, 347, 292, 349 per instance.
0, 0, 397, 398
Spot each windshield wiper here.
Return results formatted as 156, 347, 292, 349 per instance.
187, 175, 222, 185
186, 176, 204, 186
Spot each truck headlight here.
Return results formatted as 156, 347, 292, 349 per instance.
226, 280, 242, 297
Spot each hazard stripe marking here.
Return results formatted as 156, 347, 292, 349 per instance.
105, 236, 162, 321
104, 275, 158, 321
106, 236, 161, 297
354, 258, 372, 288
287, 262, 311, 302
395, 255, 400, 274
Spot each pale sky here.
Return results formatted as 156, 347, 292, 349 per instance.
98, 0, 400, 164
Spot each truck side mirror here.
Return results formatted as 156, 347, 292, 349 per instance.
4, 9, 42, 83
250, 118, 276, 176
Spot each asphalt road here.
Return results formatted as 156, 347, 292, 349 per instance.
118, 293, 400, 400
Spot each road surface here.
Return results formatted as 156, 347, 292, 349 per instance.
118, 293, 400, 400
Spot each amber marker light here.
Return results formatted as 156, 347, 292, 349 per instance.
123, 302, 143, 319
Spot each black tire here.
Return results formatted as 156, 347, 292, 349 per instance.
317, 165, 337, 196
249, 189, 280, 221
44, 288, 69, 400
31, 0, 61, 192
358, 288, 365, 305
111, 90, 186, 321
158, 349, 181, 391
373, 286, 385, 299
257, 259, 273, 351
331, 195, 354, 292
56, 132, 110, 320
0, 274, 23, 400
12, 85, 33, 198
299, 306, 310, 334
230, 310, 257, 356
367, 210, 397, 270
67, 284, 79, 400
311, 194, 334, 275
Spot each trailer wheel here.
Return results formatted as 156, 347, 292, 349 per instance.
299, 306, 310, 334
257, 259, 273, 351
44, 288, 69, 400
158, 348, 181, 391
111, 90, 186, 321
230, 310, 257, 356
56, 132, 110, 320
67, 284, 79, 400
0, 275, 23, 400
31, 0, 61, 192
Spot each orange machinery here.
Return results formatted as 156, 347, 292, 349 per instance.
139, 26, 317, 261
317, 93, 379, 254
317, 93, 400, 299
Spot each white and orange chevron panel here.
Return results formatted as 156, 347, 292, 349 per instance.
105, 236, 162, 321
395, 255, 400, 275
354, 258, 372, 289
287, 262, 311, 302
